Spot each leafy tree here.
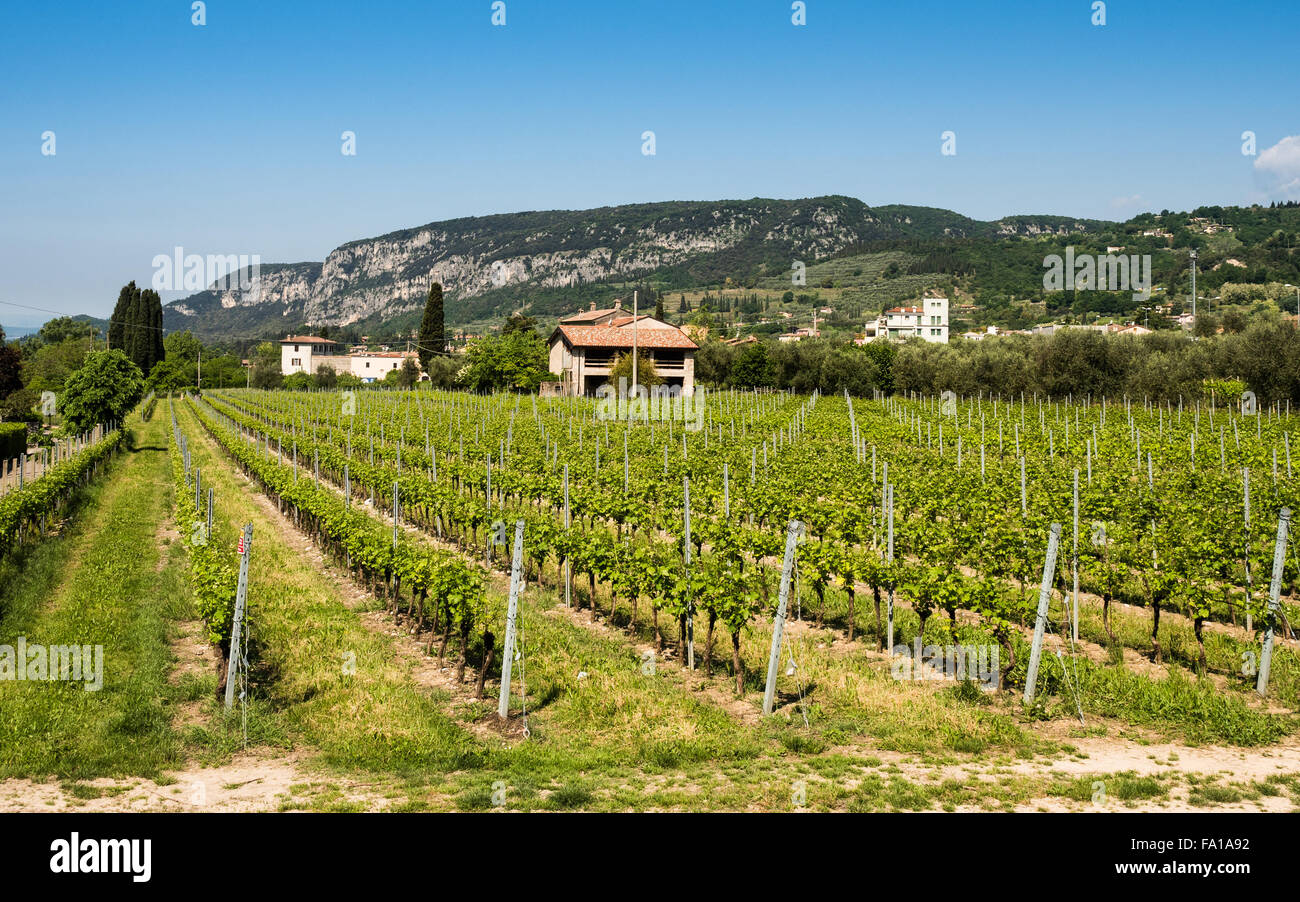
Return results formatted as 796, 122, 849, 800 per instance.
315, 363, 338, 389
1221, 308, 1248, 333
0, 388, 39, 424
146, 358, 196, 393
459, 329, 552, 392
397, 355, 421, 388
730, 342, 774, 388
35, 317, 97, 348
0, 342, 22, 399
249, 341, 283, 389
59, 350, 143, 432
199, 353, 247, 388
417, 281, 445, 371
163, 330, 202, 365
860, 340, 897, 394
21, 338, 91, 396
423, 355, 460, 388
501, 312, 538, 335
1193, 313, 1220, 338
819, 346, 879, 396
689, 306, 715, 335
606, 351, 661, 388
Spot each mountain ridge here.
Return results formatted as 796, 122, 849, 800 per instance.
161, 195, 1117, 339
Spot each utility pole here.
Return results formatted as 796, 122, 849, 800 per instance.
1190, 248, 1198, 321
631, 290, 639, 402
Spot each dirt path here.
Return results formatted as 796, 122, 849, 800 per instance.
0, 751, 405, 813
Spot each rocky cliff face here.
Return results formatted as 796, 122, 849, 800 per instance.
161, 196, 1112, 338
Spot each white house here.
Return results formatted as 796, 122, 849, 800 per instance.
280, 336, 420, 382
280, 336, 349, 375
862, 295, 949, 344
349, 350, 418, 383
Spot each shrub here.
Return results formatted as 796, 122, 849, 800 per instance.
0, 422, 27, 459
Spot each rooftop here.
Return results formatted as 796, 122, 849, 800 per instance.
560, 306, 621, 324
552, 324, 698, 351
280, 335, 337, 344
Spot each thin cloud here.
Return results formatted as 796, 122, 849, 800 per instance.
1254, 135, 1300, 198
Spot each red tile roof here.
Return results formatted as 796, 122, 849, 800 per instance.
608, 315, 652, 327
553, 324, 698, 351
559, 307, 620, 323
281, 335, 337, 344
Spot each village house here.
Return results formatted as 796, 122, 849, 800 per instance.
280, 336, 349, 375
279, 335, 421, 383
777, 327, 819, 343
547, 301, 698, 397
861, 295, 950, 344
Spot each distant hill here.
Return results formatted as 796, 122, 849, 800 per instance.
161, 196, 1118, 341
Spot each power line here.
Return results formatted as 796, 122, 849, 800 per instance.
0, 299, 164, 335
0, 298, 467, 358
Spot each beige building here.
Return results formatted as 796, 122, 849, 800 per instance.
547, 302, 698, 397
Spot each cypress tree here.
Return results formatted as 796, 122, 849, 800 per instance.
417, 281, 445, 372
129, 286, 145, 371
108, 281, 137, 351
140, 288, 164, 374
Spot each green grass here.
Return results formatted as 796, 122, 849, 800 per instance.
808, 582, 1293, 746
0, 397, 1290, 811
173, 401, 484, 773
0, 415, 192, 780
1048, 772, 1168, 805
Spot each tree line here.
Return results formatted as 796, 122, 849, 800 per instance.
695, 319, 1300, 404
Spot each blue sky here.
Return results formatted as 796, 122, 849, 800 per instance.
1, 0, 1297, 326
